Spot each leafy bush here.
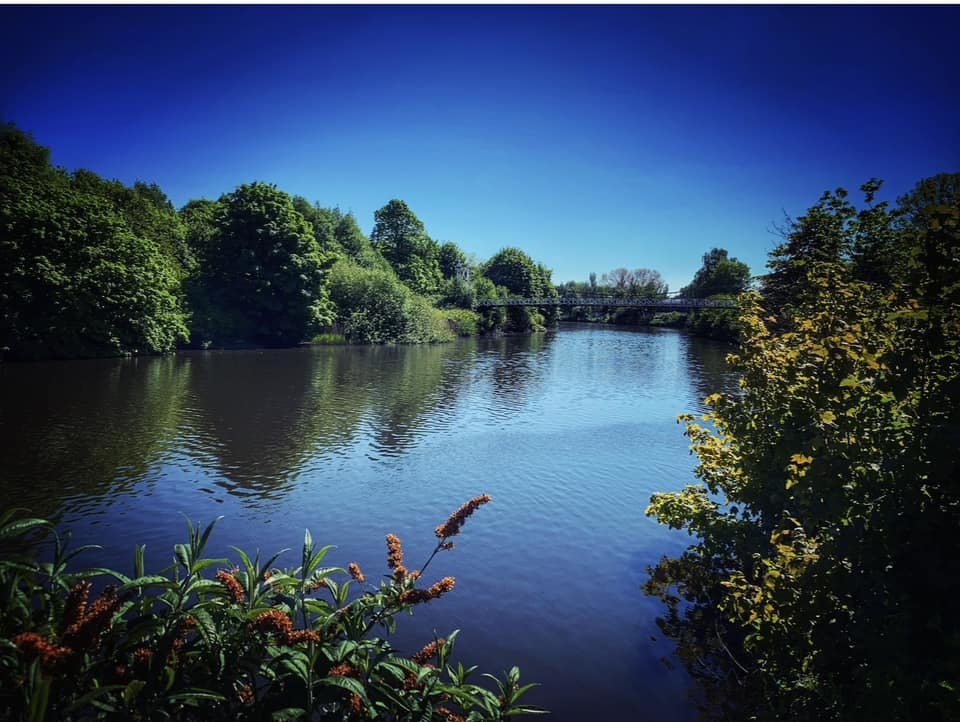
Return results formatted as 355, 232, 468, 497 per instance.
0, 499, 544, 721
644, 187, 960, 720
310, 333, 348, 345
328, 260, 458, 344
648, 312, 688, 328
442, 309, 480, 337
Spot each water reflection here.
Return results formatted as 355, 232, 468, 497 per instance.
0, 326, 737, 722
682, 335, 740, 409
0, 356, 189, 518
179, 343, 481, 495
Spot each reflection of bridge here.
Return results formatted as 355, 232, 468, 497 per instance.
474, 297, 736, 310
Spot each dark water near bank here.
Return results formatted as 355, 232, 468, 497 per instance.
0, 323, 734, 721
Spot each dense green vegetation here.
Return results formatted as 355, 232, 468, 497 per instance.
0, 500, 544, 720
0, 125, 564, 359
644, 174, 960, 720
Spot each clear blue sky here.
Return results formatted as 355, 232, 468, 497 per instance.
2, 5, 957, 291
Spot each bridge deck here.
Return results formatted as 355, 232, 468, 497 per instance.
473, 297, 736, 310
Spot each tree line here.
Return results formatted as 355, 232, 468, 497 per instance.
645, 173, 960, 720
0, 124, 565, 360
556, 250, 752, 338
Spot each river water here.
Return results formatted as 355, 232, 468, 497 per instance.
0, 322, 735, 720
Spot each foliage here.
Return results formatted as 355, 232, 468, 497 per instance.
687, 295, 742, 341
648, 312, 688, 329
327, 260, 454, 344
482, 249, 557, 332
0, 501, 544, 721
311, 333, 348, 345
438, 242, 468, 281
442, 309, 481, 337
644, 179, 960, 720
679, 248, 750, 299
189, 183, 336, 347
370, 200, 443, 296
601, 268, 668, 297
0, 124, 188, 360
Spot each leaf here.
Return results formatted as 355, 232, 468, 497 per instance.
272, 709, 308, 721
0, 518, 50, 540
321, 675, 368, 700
819, 410, 837, 424
166, 689, 228, 705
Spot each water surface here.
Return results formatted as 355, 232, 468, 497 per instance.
0, 323, 735, 721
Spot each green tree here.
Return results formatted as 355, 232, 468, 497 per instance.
71, 171, 193, 276
482, 248, 556, 331
762, 192, 854, 315
370, 199, 443, 295
327, 259, 453, 344
0, 125, 187, 359
439, 241, 468, 280
645, 180, 960, 721
680, 248, 751, 299
196, 182, 335, 347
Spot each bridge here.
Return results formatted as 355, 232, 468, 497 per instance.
473, 296, 736, 310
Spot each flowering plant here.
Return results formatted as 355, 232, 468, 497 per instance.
0, 496, 544, 721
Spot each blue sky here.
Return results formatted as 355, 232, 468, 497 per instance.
2, 5, 958, 291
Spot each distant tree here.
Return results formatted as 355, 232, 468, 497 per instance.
681, 248, 751, 299
482, 248, 556, 331
196, 182, 335, 346
602, 267, 632, 294
483, 247, 543, 297
291, 196, 342, 256
0, 124, 187, 359
439, 241, 468, 280
630, 268, 669, 297
370, 199, 443, 294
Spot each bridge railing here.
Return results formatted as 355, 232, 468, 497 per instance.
473, 296, 737, 309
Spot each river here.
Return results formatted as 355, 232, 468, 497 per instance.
0, 322, 735, 721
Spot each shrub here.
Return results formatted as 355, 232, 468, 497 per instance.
0, 500, 544, 721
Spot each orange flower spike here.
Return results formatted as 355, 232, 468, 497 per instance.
251, 609, 293, 637
13, 633, 72, 666
348, 694, 364, 714
386, 533, 404, 568
62, 580, 92, 631
348, 562, 365, 584
216, 570, 246, 605
429, 577, 455, 598
329, 661, 356, 677
62, 586, 120, 652
286, 629, 322, 645
436, 708, 467, 722
411, 638, 446, 665
435, 495, 491, 539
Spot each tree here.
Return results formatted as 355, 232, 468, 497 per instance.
482, 248, 556, 331
645, 179, 960, 721
483, 247, 543, 297
0, 125, 188, 359
680, 248, 751, 299
629, 268, 668, 297
370, 199, 443, 295
196, 182, 335, 346
762, 192, 854, 315
439, 241, 468, 280
602, 267, 632, 294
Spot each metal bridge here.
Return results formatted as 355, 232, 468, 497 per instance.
473, 296, 736, 310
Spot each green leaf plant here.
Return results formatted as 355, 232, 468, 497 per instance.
0, 496, 546, 721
